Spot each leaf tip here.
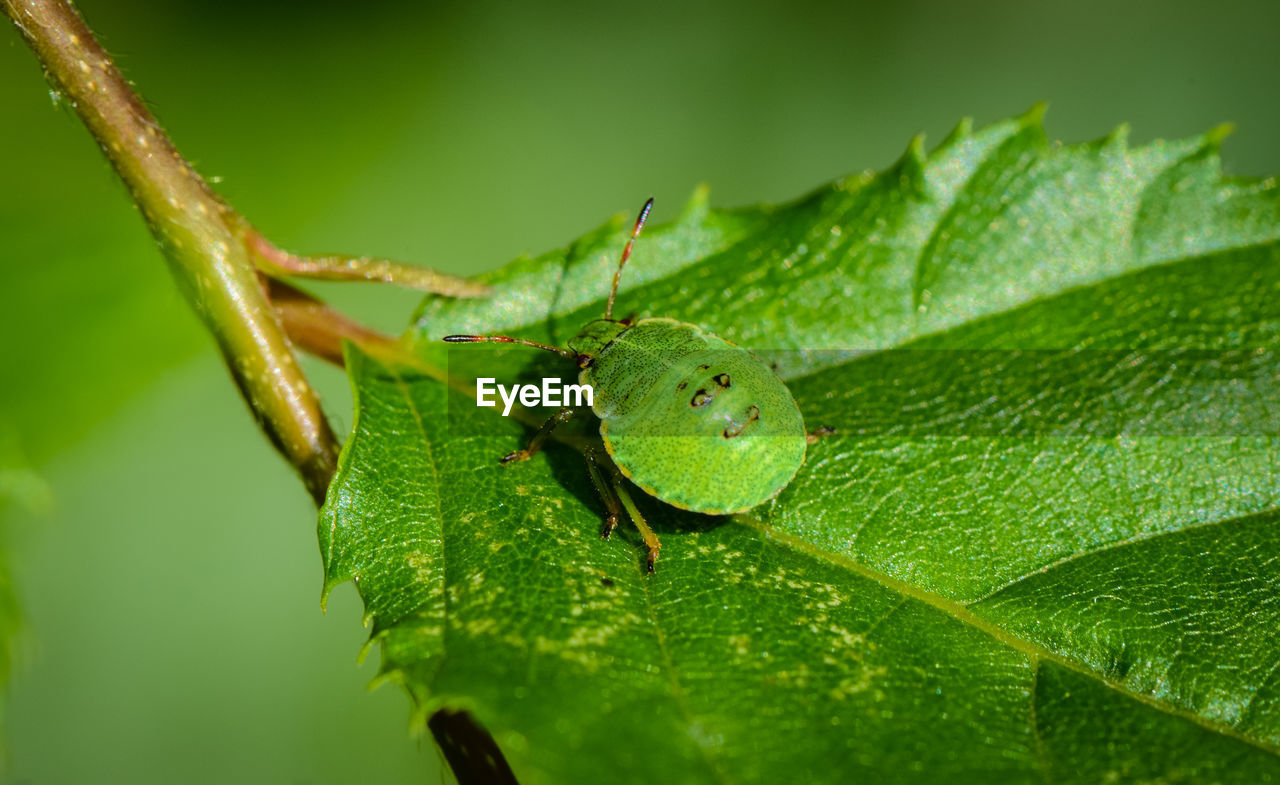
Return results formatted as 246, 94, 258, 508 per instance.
367, 664, 403, 692
892, 133, 928, 195
357, 633, 381, 665
318, 570, 349, 615
939, 116, 974, 149
680, 183, 712, 221
906, 132, 927, 161
1019, 101, 1049, 130
1103, 122, 1130, 148
1204, 122, 1236, 150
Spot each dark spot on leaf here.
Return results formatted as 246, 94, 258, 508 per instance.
691, 389, 713, 407
714, 373, 731, 388
600, 577, 615, 587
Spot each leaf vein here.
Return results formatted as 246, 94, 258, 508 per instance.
731, 511, 1280, 759
965, 508, 1277, 607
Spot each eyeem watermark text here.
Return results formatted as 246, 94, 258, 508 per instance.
476, 378, 593, 416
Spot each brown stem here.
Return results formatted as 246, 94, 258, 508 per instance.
263, 276, 395, 368
428, 710, 520, 785
4, 0, 338, 503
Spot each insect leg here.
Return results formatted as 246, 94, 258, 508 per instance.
586, 449, 662, 571
613, 480, 661, 573
806, 425, 836, 445
500, 407, 576, 464
585, 448, 622, 540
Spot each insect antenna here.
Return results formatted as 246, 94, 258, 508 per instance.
443, 334, 576, 359
604, 197, 654, 320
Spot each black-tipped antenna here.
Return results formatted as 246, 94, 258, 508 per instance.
443, 334, 575, 359
604, 197, 654, 320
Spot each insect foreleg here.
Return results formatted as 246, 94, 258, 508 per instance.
500, 407, 577, 464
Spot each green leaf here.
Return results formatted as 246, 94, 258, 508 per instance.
321, 109, 1280, 783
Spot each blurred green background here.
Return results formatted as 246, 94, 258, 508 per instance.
1, 0, 1277, 782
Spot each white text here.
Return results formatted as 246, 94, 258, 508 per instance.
476, 378, 593, 416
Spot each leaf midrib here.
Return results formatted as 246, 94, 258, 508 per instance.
636, 554, 736, 785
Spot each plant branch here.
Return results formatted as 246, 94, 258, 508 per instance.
4, 4, 517, 780
263, 277, 395, 368
246, 228, 490, 296
3, 0, 346, 503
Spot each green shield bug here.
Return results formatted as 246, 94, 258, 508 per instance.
446, 199, 821, 572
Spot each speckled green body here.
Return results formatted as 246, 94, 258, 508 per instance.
568, 318, 807, 514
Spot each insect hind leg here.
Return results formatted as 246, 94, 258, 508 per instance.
585, 448, 662, 573
585, 448, 622, 540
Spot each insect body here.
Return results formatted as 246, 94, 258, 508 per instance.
570, 317, 806, 514
445, 199, 811, 571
